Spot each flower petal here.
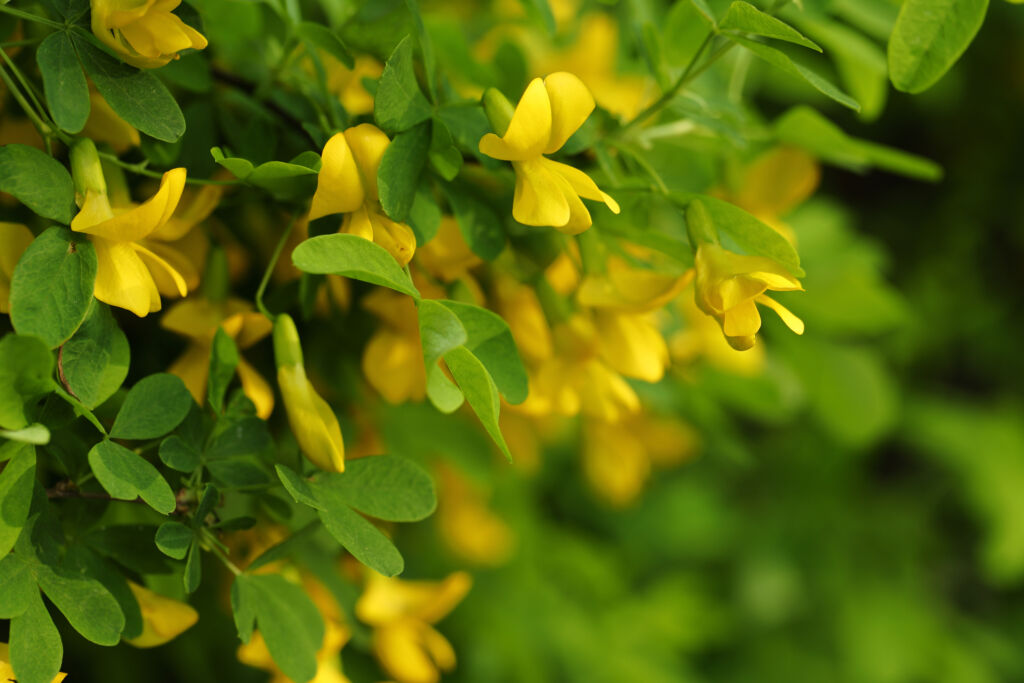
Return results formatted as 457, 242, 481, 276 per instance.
168, 342, 210, 403
367, 209, 417, 266
92, 237, 160, 316
547, 159, 619, 213
511, 158, 571, 228
479, 78, 552, 161
756, 294, 805, 335
236, 357, 274, 419
722, 298, 761, 338
73, 168, 186, 243
343, 123, 390, 202
278, 365, 345, 472
134, 242, 188, 298
138, 240, 198, 296
310, 132, 365, 220
595, 311, 669, 383
543, 72, 595, 154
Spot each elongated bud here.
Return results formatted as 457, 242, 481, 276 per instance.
70, 138, 107, 203
273, 313, 304, 368
685, 199, 719, 247
482, 88, 515, 136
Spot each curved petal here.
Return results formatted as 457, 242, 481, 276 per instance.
134, 242, 188, 298
343, 123, 390, 202
236, 357, 274, 419
74, 168, 186, 243
542, 72, 595, 154
138, 239, 199, 295
92, 237, 160, 317
161, 298, 222, 339
340, 204, 376, 241
511, 158, 571, 228
168, 343, 210, 403
310, 132, 365, 220
124, 581, 199, 648
722, 298, 761, 338
756, 294, 805, 335
151, 184, 222, 241
367, 209, 417, 266
362, 329, 426, 404
595, 311, 669, 383
278, 365, 345, 472
546, 159, 619, 214
478, 78, 552, 161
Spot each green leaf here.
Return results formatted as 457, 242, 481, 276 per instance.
9, 589, 63, 683
720, 1, 821, 51
211, 148, 321, 201
316, 494, 405, 576
208, 328, 240, 414
374, 35, 433, 134
0, 424, 50, 445
684, 196, 804, 277
74, 36, 186, 142
0, 144, 75, 223
728, 36, 860, 111
408, 181, 442, 244
442, 301, 528, 404
159, 435, 202, 472
444, 346, 511, 461
36, 32, 90, 133
63, 545, 143, 640
183, 537, 202, 594
428, 119, 462, 181
378, 121, 431, 223
0, 554, 37, 618
297, 21, 353, 68
275, 464, 324, 510
10, 227, 97, 349
237, 574, 324, 683
888, 0, 988, 93
315, 455, 436, 522
88, 439, 177, 514
205, 417, 271, 459
417, 299, 467, 412
774, 106, 943, 181
110, 373, 193, 440
443, 184, 506, 260
59, 302, 130, 409
230, 577, 255, 643
0, 445, 36, 557
155, 521, 193, 560
0, 334, 54, 430
35, 563, 125, 646
292, 234, 421, 298
193, 484, 220, 526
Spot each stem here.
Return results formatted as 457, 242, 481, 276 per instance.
54, 385, 108, 436
0, 49, 53, 135
0, 4, 65, 29
255, 213, 298, 319
0, 63, 55, 143
96, 151, 240, 186
202, 528, 242, 576
609, 140, 669, 195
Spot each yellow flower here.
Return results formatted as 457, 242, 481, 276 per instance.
91, 0, 208, 69
493, 275, 553, 364
274, 314, 345, 473
309, 124, 417, 265
694, 243, 804, 351
239, 619, 352, 683
671, 282, 766, 376
71, 166, 189, 317
0, 222, 33, 314
582, 415, 699, 506
124, 581, 199, 648
0, 642, 66, 683
592, 309, 670, 383
415, 217, 480, 283
324, 55, 383, 116
162, 297, 275, 418
576, 254, 692, 313
356, 571, 471, 683
437, 464, 515, 567
141, 183, 222, 297
82, 90, 140, 153
360, 288, 427, 404
479, 72, 619, 233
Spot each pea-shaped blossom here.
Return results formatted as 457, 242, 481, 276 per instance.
479, 72, 619, 233
91, 0, 207, 69
694, 243, 804, 351
71, 168, 189, 317
124, 581, 199, 648
309, 123, 416, 265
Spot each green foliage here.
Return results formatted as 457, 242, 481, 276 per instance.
109, 373, 193, 440
59, 302, 130, 408
378, 121, 430, 222
0, 335, 54, 430
88, 439, 177, 514
375, 35, 433, 134
208, 328, 240, 414
720, 1, 821, 51
0, 446, 35, 556
0, 145, 75, 223
292, 233, 421, 297
888, 0, 990, 93
36, 32, 90, 133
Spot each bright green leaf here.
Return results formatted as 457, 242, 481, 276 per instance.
155, 521, 193, 560
316, 492, 405, 576
417, 299, 467, 413
314, 455, 436, 522
0, 424, 50, 445
110, 373, 192, 440
721, 1, 821, 51
35, 563, 125, 646
378, 121, 431, 223
375, 35, 433, 133
444, 346, 511, 461
9, 589, 63, 683
441, 300, 528, 404
237, 574, 324, 682
59, 302, 130, 409
159, 435, 202, 472
0, 553, 36, 619
0, 334, 54, 430
0, 445, 36, 557
276, 464, 324, 510
88, 440, 177, 514
0, 145, 75, 224
888, 0, 989, 93
292, 234, 420, 298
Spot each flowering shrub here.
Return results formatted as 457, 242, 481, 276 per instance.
0, 0, 1019, 681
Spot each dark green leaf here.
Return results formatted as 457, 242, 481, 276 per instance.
110, 373, 192, 440
315, 455, 436, 522
428, 118, 462, 181
205, 417, 271, 459
183, 537, 202, 593
378, 121, 431, 223
159, 435, 202, 472
276, 464, 324, 510
59, 302, 130, 409
443, 185, 506, 260
193, 484, 220, 526
0, 334, 54, 430
317, 496, 405, 576
374, 35, 433, 134
0, 445, 36, 556
36, 563, 125, 645
208, 328, 239, 414
417, 299, 467, 413
0, 145, 75, 223
88, 439, 177, 514
442, 300, 528, 404
888, 0, 988, 93
297, 21, 353, 67
75, 36, 186, 142
0, 553, 36, 619
292, 234, 420, 298
444, 346, 511, 461
37, 32, 90, 133
238, 574, 324, 682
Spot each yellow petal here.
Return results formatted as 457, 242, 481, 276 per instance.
92, 237, 161, 316
72, 168, 186, 242
151, 184, 223, 241
478, 78, 552, 161
278, 365, 345, 472
357, 571, 471, 625
367, 209, 417, 266
134, 242, 188, 298
124, 581, 199, 648
310, 132, 365, 220
577, 360, 640, 423
362, 329, 426, 404
161, 297, 223, 339
582, 419, 649, 507
542, 71, 595, 154
168, 342, 210, 404
546, 158, 619, 213
0, 223, 34, 314
756, 294, 805, 335
236, 357, 274, 419
82, 91, 140, 154
594, 311, 669, 383
735, 146, 820, 218
137, 240, 196, 296
343, 123, 390, 202
722, 298, 761, 338
373, 621, 442, 683
510, 158, 571, 228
